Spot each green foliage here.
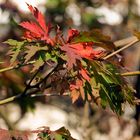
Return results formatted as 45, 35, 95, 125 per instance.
24, 45, 48, 63
89, 62, 134, 114
5, 39, 25, 65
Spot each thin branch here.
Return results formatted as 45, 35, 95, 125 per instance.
121, 71, 140, 76
32, 63, 59, 88
0, 89, 39, 106
114, 36, 137, 47
0, 96, 17, 105
103, 38, 139, 60
0, 88, 68, 106
0, 60, 35, 73
0, 63, 59, 105
21, 68, 41, 97
30, 92, 70, 98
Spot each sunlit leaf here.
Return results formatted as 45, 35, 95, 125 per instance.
31, 56, 45, 72
24, 46, 48, 63
72, 29, 116, 50
5, 39, 25, 65
20, 4, 54, 45
79, 67, 90, 82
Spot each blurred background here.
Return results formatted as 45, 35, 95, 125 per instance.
0, 0, 140, 140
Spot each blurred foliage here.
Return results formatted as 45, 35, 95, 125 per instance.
0, 126, 76, 140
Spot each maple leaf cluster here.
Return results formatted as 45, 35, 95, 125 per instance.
5, 4, 135, 114
19, 4, 103, 100
20, 4, 103, 69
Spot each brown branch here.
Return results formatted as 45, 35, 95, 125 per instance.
31, 63, 59, 88
104, 37, 139, 60
21, 68, 41, 97
0, 88, 39, 106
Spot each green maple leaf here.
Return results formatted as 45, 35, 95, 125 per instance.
24, 46, 48, 63
5, 39, 25, 65
31, 56, 45, 72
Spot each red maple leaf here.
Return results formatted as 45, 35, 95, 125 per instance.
61, 44, 82, 69
60, 29, 103, 69
20, 4, 54, 46
67, 28, 79, 43
79, 66, 90, 82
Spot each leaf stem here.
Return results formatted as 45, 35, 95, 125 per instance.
103, 38, 139, 60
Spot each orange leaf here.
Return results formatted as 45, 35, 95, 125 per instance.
70, 89, 80, 103
79, 67, 90, 82
67, 29, 79, 43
